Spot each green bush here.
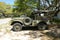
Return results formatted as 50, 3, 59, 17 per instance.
53, 18, 60, 24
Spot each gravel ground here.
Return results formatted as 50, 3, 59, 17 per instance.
0, 28, 52, 40
0, 18, 59, 40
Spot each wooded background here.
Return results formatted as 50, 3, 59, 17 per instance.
0, 0, 60, 17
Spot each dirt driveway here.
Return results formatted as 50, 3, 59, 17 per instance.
0, 18, 59, 40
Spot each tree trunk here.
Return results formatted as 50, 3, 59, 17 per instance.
37, 0, 40, 10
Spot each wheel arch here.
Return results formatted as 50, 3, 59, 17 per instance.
11, 21, 23, 25
38, 21, 47, 25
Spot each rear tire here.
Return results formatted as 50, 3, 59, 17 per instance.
38, 23, 47, 30
12, 23, 22, 31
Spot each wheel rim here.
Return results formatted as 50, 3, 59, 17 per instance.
38, 24, 47, 30
14, 25, 21, 31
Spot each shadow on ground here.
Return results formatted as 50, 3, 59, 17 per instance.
11, 26, 39, 31
22, 26, 38, 30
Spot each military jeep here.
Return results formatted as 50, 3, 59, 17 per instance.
11, 10, 51, 31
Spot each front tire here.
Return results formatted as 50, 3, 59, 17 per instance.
12, 23, 22, 31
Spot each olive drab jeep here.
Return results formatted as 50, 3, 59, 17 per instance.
11, 10, 51, 31
11, 3, 60, 31
10, 0, 60, 31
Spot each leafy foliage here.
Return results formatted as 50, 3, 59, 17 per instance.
0, 2, 13, 17
13, 0, 60, 17
13, 0, 38, 16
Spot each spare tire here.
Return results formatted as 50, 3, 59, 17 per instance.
24, 17, 32, 25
